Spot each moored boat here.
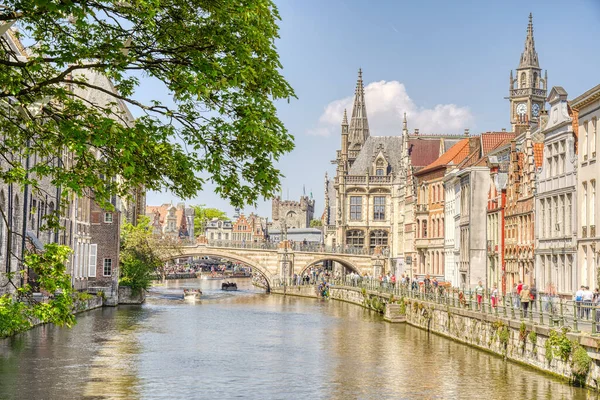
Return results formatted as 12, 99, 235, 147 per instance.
183, 289, 202, 299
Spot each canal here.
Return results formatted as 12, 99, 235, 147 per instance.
0, 278, 595, 399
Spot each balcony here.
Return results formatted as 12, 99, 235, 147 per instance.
416, 204, 429, 213
510, 88, 547, 97
345, 175, 366, 184
582, 226, 587, 238
348, 150, 360, 159
592, 225, 596, 238
369, 175, 391, 184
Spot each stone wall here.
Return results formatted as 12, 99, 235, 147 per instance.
273, 285, 600, 389
118, 286, 146, 304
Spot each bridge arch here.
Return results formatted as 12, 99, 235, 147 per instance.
297, 255, 362, 275
164, 250, 274, 290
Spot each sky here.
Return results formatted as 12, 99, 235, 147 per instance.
146, 0, 600, 220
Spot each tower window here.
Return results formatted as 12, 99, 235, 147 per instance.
520, 72, 526, 88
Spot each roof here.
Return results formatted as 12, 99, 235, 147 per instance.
481, 132, 516, 155
416, 138, 470, 175
533, 143, 544, 167
570, 84, 600, 110
407, 138, 443, 167
348, 136, 402, 175
443, 139, 462, 153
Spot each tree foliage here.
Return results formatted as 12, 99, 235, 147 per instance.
120, 215, 182, 292
1, 0, 295, 208
0, 0, 294, 334
309, 219, 322, 227
0, 243, 78, 338
191, 204, 228, 237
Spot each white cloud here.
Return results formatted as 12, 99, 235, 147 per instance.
308, 80, 474, 136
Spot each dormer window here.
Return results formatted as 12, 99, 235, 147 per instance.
373, 156, 388, 176
376, 169, 384, 176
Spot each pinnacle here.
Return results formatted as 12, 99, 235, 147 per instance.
342, 108, 348, 125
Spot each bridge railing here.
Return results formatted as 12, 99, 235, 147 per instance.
273, 277, 599, 333
204, 239, 382, 256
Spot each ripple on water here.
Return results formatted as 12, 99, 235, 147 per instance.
0, 278, 595, 399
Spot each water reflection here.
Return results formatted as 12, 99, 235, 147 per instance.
0, 278, 597, 399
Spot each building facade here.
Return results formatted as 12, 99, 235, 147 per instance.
205, 218, 233, 241
146, 203, 195, 240
572, 84, 600, 290
272, 195, 315, 230
534, 87, 578, 295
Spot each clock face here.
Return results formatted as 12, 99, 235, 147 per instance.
516, 103, 527, 116
532, 103, 540, 117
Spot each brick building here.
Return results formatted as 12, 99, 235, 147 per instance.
89, 201, 120, 305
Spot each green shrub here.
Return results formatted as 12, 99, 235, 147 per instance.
571, 345, 592, 386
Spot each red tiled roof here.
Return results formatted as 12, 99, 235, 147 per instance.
416, 138, 470, 175
534, 143, 544, 168
408, 138, 442, 167
480, 132, 516, 156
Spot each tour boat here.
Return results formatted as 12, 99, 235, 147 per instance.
221, 282, 238, 291
183, 289, 202, 299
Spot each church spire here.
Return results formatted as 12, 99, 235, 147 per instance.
519, 13, 539, 68
348, 68, 370, 150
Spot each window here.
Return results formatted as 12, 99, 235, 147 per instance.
350, 196, 362, 220
346, 230, 364, 247
583, 121, 589, 159
566, 194, 572, 235
583, 182, 588, 227
210, 232, 214, 240
104, 212, 113, 223
540, 199, 545, 238
89, 244, 97, 277
369, 230, 388, 249
592, 118, 597, 157
592, 180, 596, 225
376, 169, 384, 176
103, 258, 112, 276
422, 220, 428, 238
373, 196, 385, 220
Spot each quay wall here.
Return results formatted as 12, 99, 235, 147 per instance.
273, 285, 600, 390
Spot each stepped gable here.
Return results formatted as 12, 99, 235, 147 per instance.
416, 138, 471, 174
348, 136, 402, 175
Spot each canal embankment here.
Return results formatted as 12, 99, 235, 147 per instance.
273, 284, 600, 390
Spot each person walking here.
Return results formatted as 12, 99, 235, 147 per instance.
575, 285, 585, 319
583, 286, 594, 320
475, 281, 484, 311
530, 284, 537, 311
491, 285, 499, 308
520, 284, 531, 318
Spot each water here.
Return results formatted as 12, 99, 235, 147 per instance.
0, 279, 595, 399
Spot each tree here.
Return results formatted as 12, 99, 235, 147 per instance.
310, 219, 323, 227
0, 0, 294, 332
120, 216, 183, 292
191, 205, 228, 237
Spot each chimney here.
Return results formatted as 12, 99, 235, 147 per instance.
414, 128, 419, 135
501, 128, 506, 132
464, 128, 470, 136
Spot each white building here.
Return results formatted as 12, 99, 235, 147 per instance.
572, 84, 600, 289
534, 87, 578, 295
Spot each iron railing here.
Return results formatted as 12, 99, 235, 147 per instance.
273, 277, 600, 334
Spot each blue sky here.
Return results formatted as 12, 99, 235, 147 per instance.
147, 0, 600, 219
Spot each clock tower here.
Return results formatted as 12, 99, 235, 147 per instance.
509, 13, 547, 131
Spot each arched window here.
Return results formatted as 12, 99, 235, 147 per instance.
533, 72, 538, 88
520, 72, 526, 88
370, 230, 388, 249
346, 230, 365, 247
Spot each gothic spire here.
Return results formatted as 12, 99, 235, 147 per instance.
348, 68, 370, 149
342, 108, 348, 126
519, 13, 539, 68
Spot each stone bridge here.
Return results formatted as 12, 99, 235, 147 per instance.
167, 241, 386, 289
